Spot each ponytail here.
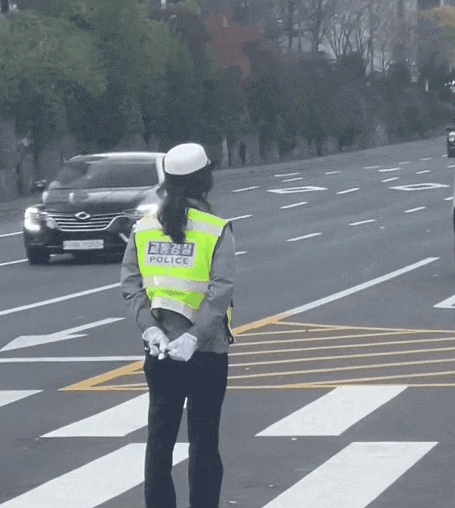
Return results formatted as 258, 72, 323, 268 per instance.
157, 186, 187, 244
158, 165, 214, 243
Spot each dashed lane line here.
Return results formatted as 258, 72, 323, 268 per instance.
287, 232, 322, 242
404, 207, 426, 213
381, 177, 399, 182
228, 214, 252, 221
282, 177, 303, 182
0, 231, 22, 238
0, 259, 27, 267
337, 188, 359, 195
349, 219, 376, 226
280, 201, 308, 209
274, 172, 300, 177
232, 186, 260, 192
379, 167, 400, 172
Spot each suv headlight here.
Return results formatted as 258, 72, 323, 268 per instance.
24, 206, 43, 232
124, 203, 159, 219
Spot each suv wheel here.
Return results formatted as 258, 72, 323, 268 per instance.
26, 247, 50, 265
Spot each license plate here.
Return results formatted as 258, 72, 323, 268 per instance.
63, 239, 104, 250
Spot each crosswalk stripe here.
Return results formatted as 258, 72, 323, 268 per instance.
261, 441, 437, 508
256, 386, 407, 436
0, 390, 41, 408
0, 443, 189, 508
42, 393, 149, 437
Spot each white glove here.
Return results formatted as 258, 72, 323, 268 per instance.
167, 333, 198, 362
142, 326, 169, 359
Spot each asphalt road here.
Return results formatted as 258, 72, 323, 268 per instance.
1, 136, 455, 507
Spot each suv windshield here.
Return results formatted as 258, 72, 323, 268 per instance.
49, 159, 158, 189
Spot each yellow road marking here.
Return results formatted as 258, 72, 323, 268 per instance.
60, 317, 455, 390
229, 345, 455, 368
228, 356, 455, 380
278, 322, 455, 333
276, 322, 348, 330
233, 331, 411, 346
62, 361, 142, 391
290, 369, 455, 387
229, 336, 455, 356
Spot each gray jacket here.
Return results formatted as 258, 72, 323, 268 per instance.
120, 203, 235, 354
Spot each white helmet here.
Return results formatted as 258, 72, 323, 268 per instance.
164, 143, 210, 176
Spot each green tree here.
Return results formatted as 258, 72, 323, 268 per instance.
0, 10, 106, 174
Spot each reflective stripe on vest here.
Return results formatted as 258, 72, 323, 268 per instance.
134, 208, 228, 323
141, 275, 209, 293
135, 215, 225, 236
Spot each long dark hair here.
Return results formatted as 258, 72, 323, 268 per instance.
157, 165, 213, 244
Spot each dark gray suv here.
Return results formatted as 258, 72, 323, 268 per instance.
23, 151, 165, 264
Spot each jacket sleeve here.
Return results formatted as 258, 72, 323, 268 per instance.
188, 223, 236, 347
120, 232, 158, 333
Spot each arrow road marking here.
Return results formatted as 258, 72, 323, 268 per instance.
434, 294, 455, 309
1, 318, 124, 352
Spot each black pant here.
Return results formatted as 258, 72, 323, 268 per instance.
143, 351, 228, 508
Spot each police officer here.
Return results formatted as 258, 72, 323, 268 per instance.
120, 143, 235, 508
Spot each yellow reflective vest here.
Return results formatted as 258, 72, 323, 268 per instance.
134, 208, 232, 327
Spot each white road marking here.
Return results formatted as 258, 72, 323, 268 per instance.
363, 166, 380, 169
0, 356, 143, 363
337, 187, 359, 195
228, 214, 252, 221
274, 172, 300, 177
416, 170, 431, 174
390, 183, 450, 191
280, 201, 308, 209
43, 393, 149, 437
434, 294, 455, 309
260, 442, 437, 508
381, 177, 399, 182
420, 157, 433, 161
398, 161, 411, 164
235, 251, 247, 256
444, 197, 453, 201
448, 164, 455, 168
268, 186, 327, 194
404, 207, 426, 213
256, 386, 407, 436
282, 177, 303, 182
232, 186, 259, 192
0, 443, 189, 508
0, 259, 27, 267
379, 167, 400, 172
349, 219, 375, 226
0, 231, 22, 238
0, 283, 121, 317
1, 318, 124, 352
287, 233, 322, 242
0, 390, 41, 408
325, 171, 342, 174
279, 258, 438, 317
